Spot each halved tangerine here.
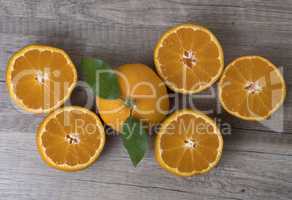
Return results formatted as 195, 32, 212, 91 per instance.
219, 56, 286, 120
155, 109, 223, 176
37, 106, 105, 171
6, 45, 77, 113
154, 24, 224, 94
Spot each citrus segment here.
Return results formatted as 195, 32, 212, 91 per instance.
154, 24, 224, 94
37, 106, 105, 171
155, 110, 223, 176
219, 56, 286, 120
6, 45, 77, 113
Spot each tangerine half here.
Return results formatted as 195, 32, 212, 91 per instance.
154, 24, 224, 94
37, 106, 105, 171
6, 45, 77, 113
155, 109, 223, 176
219, 56, 286, 120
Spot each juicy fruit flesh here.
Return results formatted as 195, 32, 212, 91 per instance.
220, 57, 285, 119
39, 108, 103, 167
157, 112, 222, 175
156, 25, 223, 93
10, 48, 76, 111
96, 64, 169, 133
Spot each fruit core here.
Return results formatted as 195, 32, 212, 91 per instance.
245, 81, 262, 94
182, 50, 197, 68
65, 133, 80, 144
35, 70, 49, 84
184, 138, 197, 148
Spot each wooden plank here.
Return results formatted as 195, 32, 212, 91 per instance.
1, 0, 292, 25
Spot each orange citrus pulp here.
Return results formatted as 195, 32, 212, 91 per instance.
154, 24, 224, 94
219, 56, 286, 120
6, 45, 77, 113
155, 110, 223, 176
37, 106, 105, 171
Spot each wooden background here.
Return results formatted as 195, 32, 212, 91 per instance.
0, 0, 291, 199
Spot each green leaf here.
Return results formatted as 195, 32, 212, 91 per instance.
121, 117, 148, 167
80, 58, 120, 99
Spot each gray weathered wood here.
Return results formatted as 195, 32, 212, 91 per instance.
0, 0, 292, 199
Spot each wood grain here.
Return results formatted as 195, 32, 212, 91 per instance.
0, 0, 292, 199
